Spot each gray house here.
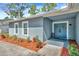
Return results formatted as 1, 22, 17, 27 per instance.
1, 3, 79, 45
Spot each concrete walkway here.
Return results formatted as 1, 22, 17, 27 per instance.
38, 44, 63, 56
0, 41, 40, 56
0, 41, 63, 56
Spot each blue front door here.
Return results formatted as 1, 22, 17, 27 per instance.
54, 23, 67, 39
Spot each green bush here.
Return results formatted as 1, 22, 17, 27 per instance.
35, 36, 41, 43
0, 32, 9, 38
26, 36, 31, 42
68, 44, 79, 56
11, 35, 17, 40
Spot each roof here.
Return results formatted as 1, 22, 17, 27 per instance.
0, 7, 79, 23
43, 8, 79, 17
10, 8, 79, 22
0, 19, 12, 25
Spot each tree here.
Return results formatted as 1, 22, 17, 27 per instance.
41, 3, 57, 12
4, 17, 9, 20
28, 4, 39, 15
3, 3, 31, 19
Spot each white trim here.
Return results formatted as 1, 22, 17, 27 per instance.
52, 21, 69, 39
0, 29, 1, 33
22, 21, 29, 36
14, 23, 19, 35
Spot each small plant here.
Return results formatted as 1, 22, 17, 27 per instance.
0, 34, 6, 39
9, 35, 19, 44
18, 38, 24, 42
10, 35, 17, 40
26, 36, 31, 42
35, 36, 41, 43
0, 32, 9, 39
68, 44, 79, 56
32, 36, 42, 48
3, 33, 9, 38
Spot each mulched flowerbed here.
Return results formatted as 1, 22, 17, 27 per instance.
0, 34, 45, 51
1, 33, 79, 56
69, 40, 79, 50
61, 47, 69, 56
61, 40, 79, 56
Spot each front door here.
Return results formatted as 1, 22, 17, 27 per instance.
54, 22, 67, 39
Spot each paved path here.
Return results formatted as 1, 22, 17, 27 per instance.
0, 41, 63, 56
0, 41, 39, 56
38, 44, 62, 56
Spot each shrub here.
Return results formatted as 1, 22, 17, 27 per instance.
10, 35, 17, 40
32, 36, 42, 48
26, 36, 31, 42
0, 35, 6, 39
68, 44, 79, 56
3, 33, 9, 38
0, 32, 9, 38
35, 36, 41, 43
18, 38, 24, 42
32, 36, 41, 43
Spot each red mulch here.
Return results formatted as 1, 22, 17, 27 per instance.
61, 47, 69, 56
0, 35, 44, 51
69, 40, 77, 45
69, 40, 79, 49
0, 34, 79, 55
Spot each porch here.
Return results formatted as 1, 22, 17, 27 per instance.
48, 38, 68, 48
43, 12, 78, 48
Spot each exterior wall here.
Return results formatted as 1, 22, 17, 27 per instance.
52, 18, 75, 40
28, 17, 43, 41
8, 13, 77, 42
9, 17, 44, 42
69, 3, 79, 9
0, 24, 9, 33
9, 22, 14, 35
43, 18, 52, 41
76, 13, 79, 45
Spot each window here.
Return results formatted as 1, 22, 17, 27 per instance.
14, 23, 19, 35
22, 21, 28, 35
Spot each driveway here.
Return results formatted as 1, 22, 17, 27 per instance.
0, 41, 39, 56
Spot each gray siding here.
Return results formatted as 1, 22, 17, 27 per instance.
70, 3, 79, 9
9, 17, 44, 42
76, 13, 79, 45
8, 13, 78, 43
43, 18, 52, 41
28, 17, 43, 41
0, 24, 9, 33
52, 18, 75, 40
9, 22, 22, 28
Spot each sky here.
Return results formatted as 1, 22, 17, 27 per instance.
0, 3, 67, 19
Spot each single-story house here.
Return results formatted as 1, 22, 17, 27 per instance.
1, 3, 79, 45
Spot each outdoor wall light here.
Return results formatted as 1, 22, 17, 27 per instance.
69, 24, 72, 26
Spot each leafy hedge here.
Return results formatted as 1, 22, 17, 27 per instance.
68, 44, 79, 56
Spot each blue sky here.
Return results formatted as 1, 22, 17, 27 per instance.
0, 3, 67, 19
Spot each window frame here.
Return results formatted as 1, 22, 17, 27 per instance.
14, 23, 19, 35
22, 21, 29, 36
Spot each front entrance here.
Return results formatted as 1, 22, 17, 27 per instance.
53, 21, 69, 40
